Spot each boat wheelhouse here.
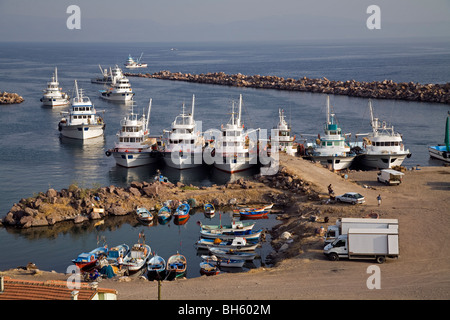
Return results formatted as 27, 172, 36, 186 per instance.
40, 67, 70, 107
271, 108, 296, 156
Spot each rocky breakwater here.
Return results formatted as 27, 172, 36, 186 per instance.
0, 91, 24, 104
126, 71, 450, 104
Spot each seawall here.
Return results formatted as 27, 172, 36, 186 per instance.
125, 71, 450, 104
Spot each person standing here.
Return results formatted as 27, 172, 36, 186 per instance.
377, 194, 382, 206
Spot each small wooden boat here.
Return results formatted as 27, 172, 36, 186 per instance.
136, 207, 153, 224
157, 206, 171, 223
200, 261, 220, 276
200, 228, 263, 241
147, 254, 166, 281
199, 220, 255, 232
201, 255, 245, 268
209, 247, 256, 261
166, 253, 187, 280
195, 237, 259, 251
204, 203, 215, 215
72, 245, 108, 271
106, 244, 129, 265
122, 243, 151, 274
236, 203, 273, 212
173, 203, 190, 221
239, 210, 269, 220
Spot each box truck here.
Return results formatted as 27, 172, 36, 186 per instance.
323, 228, 399, 264
377, 169, 404, 185
324, 218, 399, 245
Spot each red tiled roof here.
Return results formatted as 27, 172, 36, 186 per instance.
0, 277, 117, 300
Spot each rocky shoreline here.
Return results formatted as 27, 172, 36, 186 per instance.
0, 91, 24, 104
125, 71, 450, 104
0, 166, 315, 229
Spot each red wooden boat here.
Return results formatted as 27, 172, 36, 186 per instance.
239, 210, 269, 219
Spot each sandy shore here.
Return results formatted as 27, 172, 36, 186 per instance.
2, 154, 450, 300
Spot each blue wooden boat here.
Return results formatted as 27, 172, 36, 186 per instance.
173, 203, 190, 221
200, 261, 220, 276
72, 245, 108, 271
204, 203, 215, 215
201, 255, 245, 268
106, 244, 129, 265
209, 247, 256, 261
166, 253, 187, 280
157, 206, 171, 223
200, 228, 263, 241
147, 254, 166, 281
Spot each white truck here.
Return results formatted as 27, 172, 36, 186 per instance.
323, 228, 399, 264
324, 218, 399, 245
377, 169, 404, 185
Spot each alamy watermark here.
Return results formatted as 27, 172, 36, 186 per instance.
66, 5, 81, 30
366, 5, 381, 30
366, 265, 381, 289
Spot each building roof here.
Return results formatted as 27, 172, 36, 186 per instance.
0, 276, 117, 300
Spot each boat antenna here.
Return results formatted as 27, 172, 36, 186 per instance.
55, 67, 58, 83
238, 94, 242, 127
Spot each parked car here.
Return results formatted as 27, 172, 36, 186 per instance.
336, 192, 365, 205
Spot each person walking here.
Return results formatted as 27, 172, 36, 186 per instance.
377, 194, 382, 206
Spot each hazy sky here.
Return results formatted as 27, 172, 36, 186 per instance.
0, 0, 449, 42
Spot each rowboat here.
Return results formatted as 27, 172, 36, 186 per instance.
166, 253, 187, 280
195, 237, 259, 251
209, 247, 257, 261
204, 203, 215, 215
201, 255, 245, 268
200, 228, 263, 241
173, 203, 190, 221
198, 220, 255, 232
237, 203, 273, 212
199, 261, 220, 276
136, 207, 153, 224
146, 254, 166, 281
157, 206, 171, 223
72, 245, 108, 271
239, 210, 269, 219
122, 243, 151, 274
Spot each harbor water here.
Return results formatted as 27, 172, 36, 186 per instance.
0, 40, 449, 276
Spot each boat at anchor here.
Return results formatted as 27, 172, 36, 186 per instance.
40, 67, 70, 107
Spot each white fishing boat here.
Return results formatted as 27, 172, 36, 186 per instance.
91, 65, 123, 84
198, 220, 255, 232
162, 95, 204, 169
122, 243, 151, 274
212, 94, 256, 173
195, 237, 259, 251
58, 80, 105, 140
105, 100, 160, 167
357, 99, 411, 169
200, 228, 262, 241
271, 108, 296, 156
428, 112, 450, 163
201, 255, 245, 268
308, 96, 356, 170
99, 66, 134, 102
209, 247, 257, 261
124, 53, 148, 69
40, 67, 70, 107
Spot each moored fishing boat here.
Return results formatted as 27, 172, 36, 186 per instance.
199, 261, 220, 276
99, 66, 134, 102
72, 245, 108, 271
308, 96, 356, 170
124, 53, 148, 69
356, 99, 411, 169
122, 242, 151, 274
239, 210, 269, 220
270, 108, 297, 156
201, 255, 245, 268
200, 228, 263, 241
203, 203, 215, 216
157, 206, 172, 223
195, 237, 259, 251
166, 253, 187, 280
136, 207, 153, 224
209, 247, 257, 261
428, 112, 450, 163
91, 65, 123, 84
106, 244, 129, 265
146, 254, 166, 281
198, 220, 255, 232
173, 203, 190, 221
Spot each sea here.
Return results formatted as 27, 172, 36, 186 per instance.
0, 39, 449, 277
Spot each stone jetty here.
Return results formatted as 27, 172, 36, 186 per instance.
125, 71, 450, 104
0, 165, 314, 229
0, 92, 24, 104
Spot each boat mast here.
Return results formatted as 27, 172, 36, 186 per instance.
326, 96, 330, 125
237, 94, 242, 127
191, 94, 195, 119
146, 99, 152, 131
368, 99, 379, 135
74, 80, 80, 101
55, 67, 58, 83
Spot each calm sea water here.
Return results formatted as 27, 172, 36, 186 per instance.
1, 40, 449, 275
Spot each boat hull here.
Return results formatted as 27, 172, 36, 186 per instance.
310, 155, 355, 171
163, 152, 203, 169
112, 151, 159, 167
213, 160, 254, 174
428, 146, 450, 163
358, 153, 408, 169
60, 124, 104, 140
100, 91, 134, 101
41, 97, 69, 107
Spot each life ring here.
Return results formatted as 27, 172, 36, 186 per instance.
105, 150, 112, 157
